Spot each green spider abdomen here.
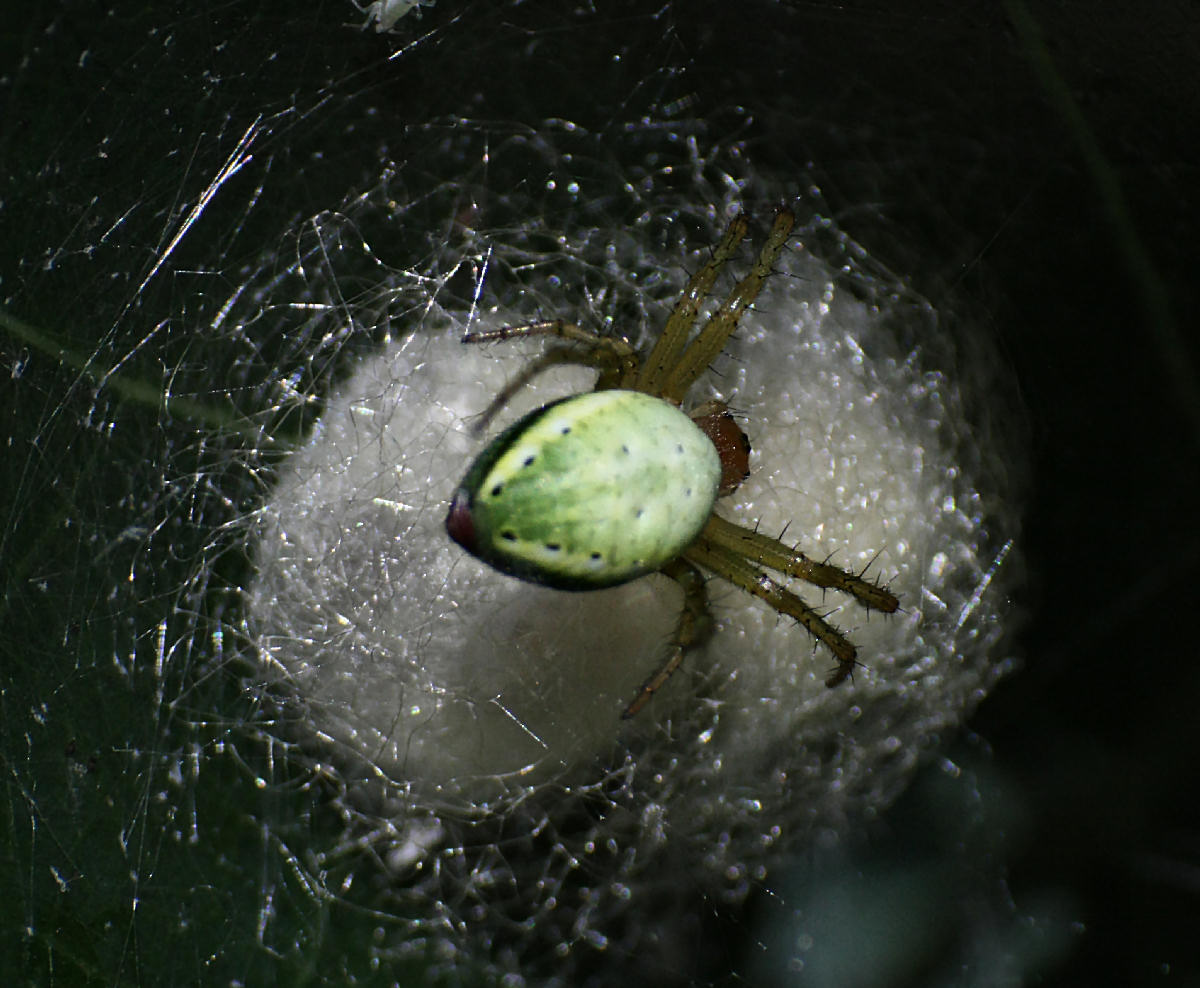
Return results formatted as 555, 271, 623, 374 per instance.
446, 390, 721, 590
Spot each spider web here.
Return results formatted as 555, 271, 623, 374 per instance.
1, 3, 1033, 985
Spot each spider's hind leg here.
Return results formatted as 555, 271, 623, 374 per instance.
703, 515, 899, 614
683, 533, 861, 689
622, 559, 712, 719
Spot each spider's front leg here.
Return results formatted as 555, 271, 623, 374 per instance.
463, 320, 638, 379
660, 209, 795, 404
634, 216, 750, 395
461, 320, 641, 428
623, 558, 712, 719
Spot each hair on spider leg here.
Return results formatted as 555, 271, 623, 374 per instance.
846, 545, 897, 582
766, 599, 862, 688
825, 655, 868, 689
696, 347, 752, 395
856, 546, 886, 577
769, 519, 792, 542
855, 550, 902, 607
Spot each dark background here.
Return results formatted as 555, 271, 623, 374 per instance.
3, 1, 1198, 984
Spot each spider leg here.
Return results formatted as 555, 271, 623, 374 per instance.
622, 558, 711, 719
464, 320, 636, 365
683, 534, 860, 689
635, 216, 750, 395
660, 209, 795, 404
702, 515, 899, 613
465, 347, 620, 433
463, 319, 641, 420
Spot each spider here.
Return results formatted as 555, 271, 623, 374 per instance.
445, 209, 899, 718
